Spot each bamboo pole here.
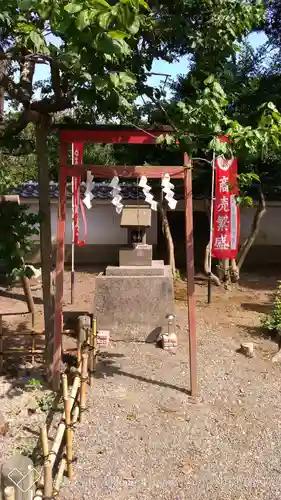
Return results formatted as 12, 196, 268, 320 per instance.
2, 330, 44, 336
31, 331, 36, 365
1, 349, 44, 355
43, 460, 53, 499
89, 316, 97, 385
4, 486, 15, 500
53, 455, 66, 497
53, 403, 80, 495
63, 374, 73, 479
77, 315, 90, 369
36, 374, 80, 490
62, 373, 68, 399
79, 353, 88, 423
41, 424, 49, 461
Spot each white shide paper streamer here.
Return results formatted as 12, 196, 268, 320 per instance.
161, 173, 177, 210
83, 171, 95, 209
110, 176, 124, 214
138, 176, 158, 211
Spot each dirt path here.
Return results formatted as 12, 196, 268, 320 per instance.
0, 269, 280, 499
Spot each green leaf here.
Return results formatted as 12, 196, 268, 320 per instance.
29, 31, 43, 50
93, 0, 111, 6
127, 16, 140, 35
204, 75, 215, 85
139, 0, 149, 8
213, 81, 224, 95
118, 71, 136, 85
96, 35, 131, 56
117, 4, 135, 28
19, 0, 33, 10
64, 3, 83, 13
118, 94, 131, 108
177, 102, 185, 109
76, 10, 90, 30
82, 72, 92, 81
108, 30, 128, 39
38, 5, 52, 20
98, 12, 112, 28
92, 75, 108, 90
272, 112, 281, 122
267, 102, 279, 113
110, 73, 119, 86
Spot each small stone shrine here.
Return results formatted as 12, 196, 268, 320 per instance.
94, 203, 175, 341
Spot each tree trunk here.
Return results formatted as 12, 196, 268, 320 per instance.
216, 258, 239, 284
230, 258, 239, 282
204, 242, 220, 286
159, 202, 176, 277
35, 115, 54, 380
237, 189, 266, 271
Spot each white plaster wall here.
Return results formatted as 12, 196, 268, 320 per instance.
23, 200, 158, 245
176, 199, 281, 247
240, 204, 281, 246
23, 198, 281, 247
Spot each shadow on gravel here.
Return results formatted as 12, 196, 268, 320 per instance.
96, 351, 190, 396
0, 287, 43, 305
241, 302, 272, 315
237, 323, 280, 345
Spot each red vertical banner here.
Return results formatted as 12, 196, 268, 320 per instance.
72, 142, 83, 165
212, 155, 240, 259
71, 142, 84, 245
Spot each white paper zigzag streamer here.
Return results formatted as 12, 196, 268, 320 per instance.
83, 171, 95, 209
161, 173, 177, 210
110, 176, 124, 214
138, 176, 158, 211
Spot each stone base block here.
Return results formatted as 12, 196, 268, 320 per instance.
105, 260, 165, 277
93, 266, 174, 342
119, 245, 152, 267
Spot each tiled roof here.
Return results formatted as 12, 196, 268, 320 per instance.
11, 181, 183, 201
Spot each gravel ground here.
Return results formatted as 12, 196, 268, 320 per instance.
1, 270, 281, 500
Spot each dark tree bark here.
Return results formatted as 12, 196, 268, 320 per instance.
35, 114, 54, 380
159, 202, 176, 277
237, 189, 266, 271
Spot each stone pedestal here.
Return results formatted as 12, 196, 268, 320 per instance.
93, 261, 174, 342
119, 244, 152, 267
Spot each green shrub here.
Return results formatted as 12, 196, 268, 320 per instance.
261, 281, 281, 333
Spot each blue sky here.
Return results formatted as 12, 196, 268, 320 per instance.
141, 31, 268, 93
33, 31, 268, 99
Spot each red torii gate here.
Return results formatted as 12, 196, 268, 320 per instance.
54, 125, 197, 397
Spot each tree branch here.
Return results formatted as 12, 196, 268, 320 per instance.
19, 58, 35, 101
30, 96, 72, 113
149, 94, 179, 133
0, 74, 31, 106
50, 61, 61, 99
237, 188, 266, 271
1, 110, 31, 137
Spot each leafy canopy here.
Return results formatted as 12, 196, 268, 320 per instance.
0, 0, 150, 131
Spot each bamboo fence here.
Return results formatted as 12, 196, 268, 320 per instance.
34, 350, 89, 499
0, 312, 44, 372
